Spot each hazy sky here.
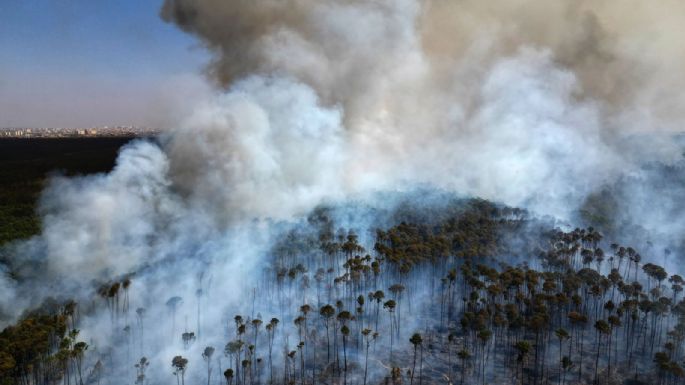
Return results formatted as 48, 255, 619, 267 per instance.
0, 0, 209, 128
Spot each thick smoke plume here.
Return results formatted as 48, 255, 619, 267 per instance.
2, 0, 685, 384
159, 0, 685, 217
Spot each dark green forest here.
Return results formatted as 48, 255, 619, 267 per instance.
0, 138, 134, 246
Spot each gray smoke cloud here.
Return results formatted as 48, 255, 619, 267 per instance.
160, 0, 685, 130
157, 0, 685, 218
2, 0, 685, 383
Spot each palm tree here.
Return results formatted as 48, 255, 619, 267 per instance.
341, 325, 350, 385
383, 299, 397, 362
362, 329, 372, 385
527, 313, 546, 384
319, 305, 335, 363
234, 315, 244, 333
122, 278, 131, 315
568, 311, 588, 382
73, 341, 88, 385
356, 295, 365, 348
409, 333, 422, 385
182, 331, 196, 350
337, 310, 352, 373
299, 305, 311, 380
633, 253, 642, 281
555, 328, 570, 385
654, 352, 670, 385
224, 369, 234, 385
203, 346, 215, 385
172, 356, 188, 385
594, 320, 610, 385
447, 332, 456, 381
477, 329, 492, 385
241, 359, 251, 385
134, 357, 149, 385
251, 319, 262, 383
389, 284, 405, 337
373, 290, 385, 330
266, 318, 279, 384
225, 340, 244, 385
108, 282, 121, 320
357, 294, 365, 323
607, 315, 621, 378
293, 316, 305, 383
560, 356, 573, 385
514, 341, 530, 383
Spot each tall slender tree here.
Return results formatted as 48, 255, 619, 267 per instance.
172, 356, 188, 385
202, 346, 215, 385
555, 328, 570, 385
409, 333, 422, 385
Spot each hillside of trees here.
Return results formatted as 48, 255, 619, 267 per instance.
1, 195, 684, 385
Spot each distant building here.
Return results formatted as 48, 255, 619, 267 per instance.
0, 126, 161, 138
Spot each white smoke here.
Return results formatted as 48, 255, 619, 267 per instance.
2, 0, 685, 383
2, 46, 625, 330
165, 76, 347, 223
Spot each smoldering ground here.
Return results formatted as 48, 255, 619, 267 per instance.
3, 0, 685, 384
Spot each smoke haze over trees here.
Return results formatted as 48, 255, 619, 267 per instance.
3, 0, 685, 384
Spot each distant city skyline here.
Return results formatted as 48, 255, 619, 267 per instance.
0, 0, 209, 128
0, 126, 161, 138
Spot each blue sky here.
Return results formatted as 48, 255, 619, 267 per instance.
0, 0, 209, 127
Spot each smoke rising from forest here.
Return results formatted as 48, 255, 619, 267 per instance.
3, 1, 685, 384
157, 0, 685, 226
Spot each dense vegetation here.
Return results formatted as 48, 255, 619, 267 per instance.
2, 140, 685, 385
0, 138, 135, 246
3, 193, 684, 385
